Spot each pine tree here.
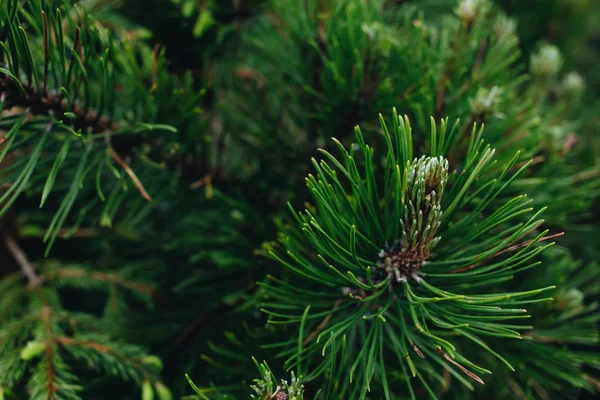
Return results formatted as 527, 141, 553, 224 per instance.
1, 0, 598, 399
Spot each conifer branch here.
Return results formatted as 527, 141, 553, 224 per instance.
0, 74, 118, 135
55, 337, 158, 382
1, 1, 598, 399
44, 267, 155, 296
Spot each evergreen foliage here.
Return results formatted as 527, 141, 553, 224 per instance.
0, 0, 598, 399
262, 114, 557, 398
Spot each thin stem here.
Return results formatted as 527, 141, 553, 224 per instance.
303, 299, 343, 345
449, 232, 564, 274
109, 147, 152, 202
4, 235, 42, 286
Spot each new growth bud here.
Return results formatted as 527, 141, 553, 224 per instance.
20, 341, 45, 361
553, 288, 584, 311
562, 72, 585, 99
531, 44, 563, 79
469, 86, 504, 120
379, 156, 448, 283
493, 15, 517, 40
404, 156, 448, 253
455, 0, 488, 25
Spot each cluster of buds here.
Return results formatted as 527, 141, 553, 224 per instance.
250, 360, 304, 400
282, 372, 304, 400
530, 44, 563, 79
379, 156, 449, 283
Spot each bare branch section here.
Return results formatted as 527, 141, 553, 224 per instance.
4, 235, 42, 286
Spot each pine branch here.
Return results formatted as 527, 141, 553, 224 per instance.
0, 260, 167, 399
263, 111, 556, 396
186, 357, 305, 400
44, 267, 155, 297
0, 73, 118, 135
0, 0, 176, 251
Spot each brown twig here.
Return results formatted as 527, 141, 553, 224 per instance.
56, 337, 109, 351
410, 342, 425, 358
37, 298, 58, 399
436, 347, 484, 385
524, 335, 563, 344
583, 374, 600, 392
45, 267, 155, 296
190, 174, 214, 198
19, 227, 97, 239
55, 337, 154, 379
109, 147, 153, 202
472, 38, 488, 77
303, 300, 343, 345
489, 232, 564, 259
151, 44, 161, 92
507, 378, 528, 400
435, 72, 447, 119
449, 232, 564, 274
442, 36, 489, 108
4, 235, 42, 286
530, 379, 550, 400
442, 366, 451, 392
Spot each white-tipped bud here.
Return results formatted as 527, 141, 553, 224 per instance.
493, 15, 517, 40
549, 123, 570, 142
455, 0, 488, 24
562, 72, 585, 98
554, 288, 584, 311
469, 86, 504, 119
531, 44, 563, 78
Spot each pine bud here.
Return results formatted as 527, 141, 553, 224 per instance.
469, 86, 503, 120
20, 341, 45, 361
404, 156, 448, 252
548, 123, 570, 143
530, 44, 563, 79
561, 72, 585, 99
455, 0, 488, 25
493, 15, 517, 40
554, 288, 584, 311
285, 372, 305, 400
379, 156, 448, 283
